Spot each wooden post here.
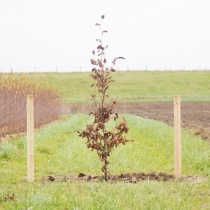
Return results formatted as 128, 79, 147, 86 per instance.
27, 95, 34, 182
174, 95, 181, 178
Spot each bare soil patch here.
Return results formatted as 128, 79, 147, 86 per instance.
61, 101, 210, 141
42, 172, 205, 183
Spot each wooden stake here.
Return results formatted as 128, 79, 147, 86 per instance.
174, 95, 181, 178
27, 95, 34, 182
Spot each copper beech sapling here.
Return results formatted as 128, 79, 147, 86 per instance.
77, 15, 133, 181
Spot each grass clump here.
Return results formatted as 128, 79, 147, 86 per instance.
0, 141, 16, 160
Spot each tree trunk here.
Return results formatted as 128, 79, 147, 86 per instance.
104, 157, 108, 181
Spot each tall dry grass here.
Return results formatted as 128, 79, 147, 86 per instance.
0, 72, 60, 137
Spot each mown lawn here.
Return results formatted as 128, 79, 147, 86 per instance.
0, 114, 210, 209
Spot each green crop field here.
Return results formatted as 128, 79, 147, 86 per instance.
0, 114, 210, 209
24, 70, 210, 103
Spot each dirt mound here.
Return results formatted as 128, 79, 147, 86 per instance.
42, 172, 205, 183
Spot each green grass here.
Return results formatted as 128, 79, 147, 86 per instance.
0, 114, 210, 209
23, 71, 210, 103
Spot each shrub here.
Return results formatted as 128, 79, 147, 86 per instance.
77, 15, 133, 181
0, 72, 60, 137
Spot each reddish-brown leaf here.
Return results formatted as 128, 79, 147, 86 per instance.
98, 52, 104, 56
111, 57, 125, 65
98, 59, 103, 68
97, 45, 103, 50
110, 67, 115, 72
113, 100, 117, 104
90, 94, 96, 99
111, 59, 117, 65
91, 59, 97, 65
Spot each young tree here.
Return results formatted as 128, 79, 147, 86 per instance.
77, 15, 132, 181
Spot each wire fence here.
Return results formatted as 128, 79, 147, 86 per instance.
0, 73, 60, 138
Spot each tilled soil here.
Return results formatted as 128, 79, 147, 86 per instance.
42, 172, 205, 183
61, 101, 210, 141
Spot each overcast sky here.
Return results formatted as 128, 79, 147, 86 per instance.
0, 0, 210, 72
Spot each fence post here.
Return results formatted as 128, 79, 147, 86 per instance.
174, 95, 181, 178
27, 95, 34, 182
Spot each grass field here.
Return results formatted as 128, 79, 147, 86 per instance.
1, 71, 210, 209
0, 114, 210, 209
25, 71, 210, 103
